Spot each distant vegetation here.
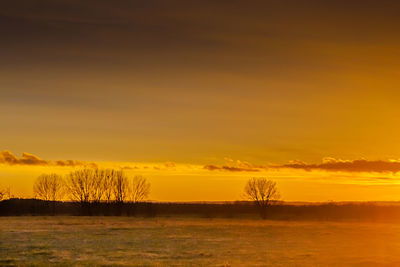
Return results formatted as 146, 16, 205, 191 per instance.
33, 173, 65, 201
3, 173, 400, 221
244, 177, 280, 218
2, 198, 400, 222
33, 168, 150, 204
0, 187, 11, 201
1, 168, 151, 216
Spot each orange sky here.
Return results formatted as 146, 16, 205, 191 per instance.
2, 151, 400, 202
1, 1, 400, 201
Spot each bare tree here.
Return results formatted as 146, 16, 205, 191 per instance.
102, 169, 115, 202
0, 187, 6, 201
244, 177, 280, 218
66, 169, 95, 203
112, 170, 130, 203
91, 169, 105, 203
64, 168, 148, 216
2, 187, 11, 200
130, 176, 150, 203
33, 174, 65, 201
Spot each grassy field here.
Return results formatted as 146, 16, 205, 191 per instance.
1, 217, 400, 266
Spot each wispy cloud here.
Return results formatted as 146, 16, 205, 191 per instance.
204, 158, 262, 172
204, 165, 260, 172
203, 157, 400, 174
3, 150, 400, 175
0, 150, 183, 172
278, 158, 400, 173
0, 151, 48, 166
0, 150, 97, 168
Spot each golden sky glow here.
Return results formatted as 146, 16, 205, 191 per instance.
2, 151, 400, 202
2, 1, 400, 201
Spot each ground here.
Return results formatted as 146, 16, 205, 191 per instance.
1, 216, 400, 266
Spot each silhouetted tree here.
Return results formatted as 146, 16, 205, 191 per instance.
244, 177, 280, 219
3, 187, 12, 200
67, 169, 95, 204
61, 168, 150, 215
102, 169, 115, 202
91, 169, 106, 203
0, 187, 6, 201
130, 176, 150, 203
33, 174, 65, 201
113, 170, 130, 203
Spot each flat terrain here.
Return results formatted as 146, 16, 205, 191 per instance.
1, 217, 400, 266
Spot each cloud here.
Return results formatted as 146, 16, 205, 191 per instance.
164, 162, 176, 168
54, 159, 98, 168
0, 150, 97, 168
204, 164, 260, 172
102, 162, 178, 171
204, 159, 262, 172
203, 165, 221, 171
4, 150, 400, 174
0, 151, 48, 165
278, 158, 400, 173
121, 165, 140, 170
203, 157, 400, 174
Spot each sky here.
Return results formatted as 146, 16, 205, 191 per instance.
1, 0, 400, 201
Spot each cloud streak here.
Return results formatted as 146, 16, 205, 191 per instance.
204, 157, 400, 174
204, 158, 262, 172
279, 158, 400, 173
204, 165, 260, 172
3, 150, 400, 174
0, 150, 97, 168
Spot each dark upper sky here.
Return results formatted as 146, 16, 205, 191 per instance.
2, 1, 400, 70
1, 0, 400, 163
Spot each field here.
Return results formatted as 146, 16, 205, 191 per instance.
1, 217, 400, 266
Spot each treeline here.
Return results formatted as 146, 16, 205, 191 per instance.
33, 168, 150, 204
3, 199, 400, 222
0, 176, 292, 218
19, 168, 151, 215
0, 198, 156, 216
0, 187, 11, 201
5, 174, 400, 221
